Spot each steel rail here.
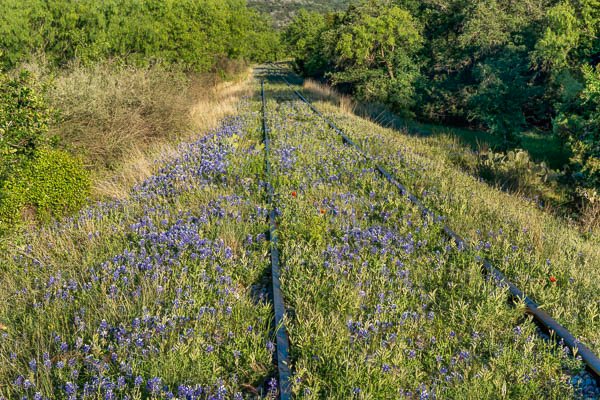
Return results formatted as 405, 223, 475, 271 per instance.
261, 80, 292, 399
269, 67, 600, 379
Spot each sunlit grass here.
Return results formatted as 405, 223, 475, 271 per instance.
0, 76, 595, 399
308, 89, 600, 356
264, 86, 579, 398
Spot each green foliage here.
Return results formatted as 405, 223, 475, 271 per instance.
534, 0, 599, 193
0, 1, 46, 68
287, 0, 550, 134
0, 148, 90, 228
284, 10, 329, 75
467, 46, 532, 146
286, 1, 423, 115
533, 2, 582, 71
0, 70, 50, 180
555, 64, 600, 190
286, 0, 600, 213
327, 3, 422, 114
421, 0, 549, 143
0, 68, 92, 231
0, 0, 280, 71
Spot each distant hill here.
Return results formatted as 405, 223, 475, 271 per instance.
248, 0, 350, 27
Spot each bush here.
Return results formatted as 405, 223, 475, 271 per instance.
477, 148, 563, 205
47, 61, 192, 170
0, 69, 50, 180
0, 148, 90, 229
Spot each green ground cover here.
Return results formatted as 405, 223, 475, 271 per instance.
0, 77, 596, 399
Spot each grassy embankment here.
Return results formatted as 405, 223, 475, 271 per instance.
0, 73, 597, 399
266, 79, 582, 398
297, 79, 600, 352
302, 79, 599, 230
0, 74, 278, 398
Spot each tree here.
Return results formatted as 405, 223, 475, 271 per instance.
0, 0, 281, 72
324, 2, 423, 114
533, 0, 600, 190
284, 9, 329, 76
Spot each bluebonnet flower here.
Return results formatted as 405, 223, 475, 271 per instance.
146, 377, 162, 395
64, 382, 77, 396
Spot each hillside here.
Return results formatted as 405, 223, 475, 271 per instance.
1, 67, 599, 398
1, 1, 600, 397
248, 0, 349, 26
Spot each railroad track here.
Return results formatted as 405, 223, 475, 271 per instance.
261, 80, 292, 400
259, 65, 600, 391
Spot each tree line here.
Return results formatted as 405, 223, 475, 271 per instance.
0, 0, 281, 71
284, 0, 599, 198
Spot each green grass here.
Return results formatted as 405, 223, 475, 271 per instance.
0, 101, 277, 398
313, 96, 600, 356
354, 113, 571, 171
0, 75, 596, 399
262, 82, 579, 398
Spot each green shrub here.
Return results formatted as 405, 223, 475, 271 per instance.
0, 69, 50, 180
0, 148, 90, 229
554, 64, 600, 190
477, 148, 564, 205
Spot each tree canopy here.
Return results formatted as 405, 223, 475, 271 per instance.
285, 0, 600, 194
0, 0, 282, 71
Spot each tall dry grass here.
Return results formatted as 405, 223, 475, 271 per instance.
41, 61, 252, 199
303, 79, 407, 128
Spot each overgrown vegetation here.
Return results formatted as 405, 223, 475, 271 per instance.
2, 75, 598, 400
0, 69, 89, 231
264, 80, 590, 399
1, 0, 599, 395
0, 104, 277, 399
0, 0, 280, 233
0, 0, 281, 71
284, 0, 600, 223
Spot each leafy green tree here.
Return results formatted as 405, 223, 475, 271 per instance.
532, 0, 599, 189
0, 1, 46, 69
284, 9, 329, 76
419, 0, 550, 143
532, 2, 583, 71
0, 0, 281, 72
324, 2, 423, 114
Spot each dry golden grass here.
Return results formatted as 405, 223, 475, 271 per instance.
303, 79, 357, 115
42, 61, 252, 200
188, 72, 253, 133
92, 72, 253, 200
304, 79, 417, 131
